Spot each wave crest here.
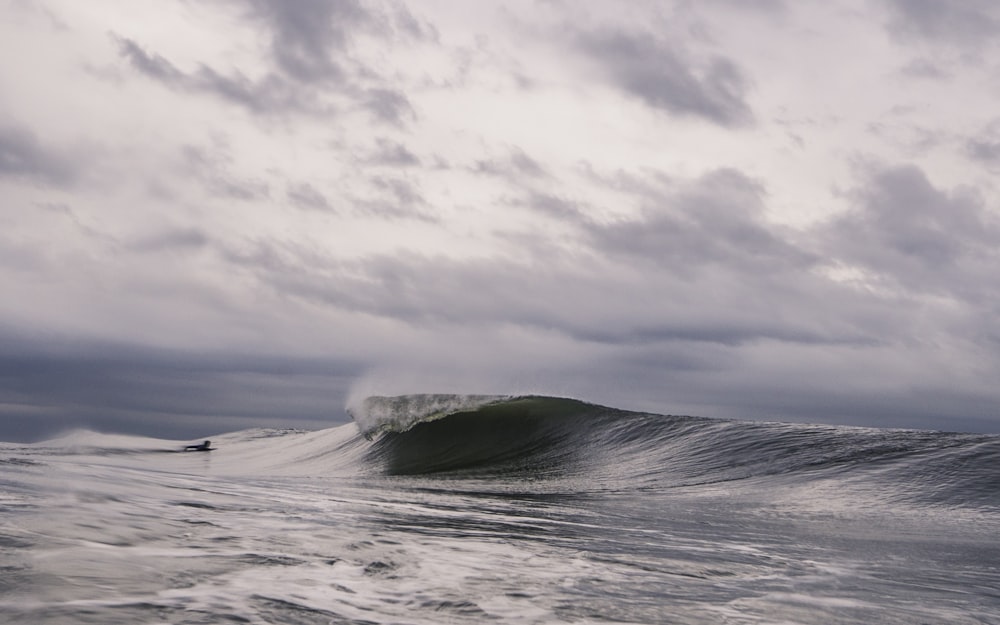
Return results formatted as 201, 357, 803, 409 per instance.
348, 394, 511, 438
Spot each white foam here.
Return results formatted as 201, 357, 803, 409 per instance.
347, 394, 509, 437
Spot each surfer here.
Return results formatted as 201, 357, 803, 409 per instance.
184, 440, 212, 452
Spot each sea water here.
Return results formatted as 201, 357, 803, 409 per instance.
1, 395, 998, 624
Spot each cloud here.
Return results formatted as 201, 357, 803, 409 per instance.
883, 0, 1000, 48
238, 0, 435, 74
821, 164, 1000, 301
180, 144, 270, 200
215, 166, 875, 353
113, 35, 184, 82
114, 35, 330, 116
520, 191, 587, 222
240, 0, 368, 82
573, 28, 753, 127
287, 182, 334, 212
965, 120, 1000, 167
472, 147, 549, 180
367, 138, 421, 167
967, 138, 1000, 165
585, 168, 813, 273
0, 124, 76, 185
709, 0, 786, 12
898, 57, 951, 79
128, 228, 210, 254
363, 87, 415, 126
356, 175, 433, 220
5, 0, 1000, 437
0, 342, 361, 441
113, 1, 424, 123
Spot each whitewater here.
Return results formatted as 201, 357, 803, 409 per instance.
2, 395, 998, 624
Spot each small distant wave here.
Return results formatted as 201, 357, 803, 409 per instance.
23, 429, 188, 456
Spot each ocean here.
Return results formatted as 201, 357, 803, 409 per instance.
1, 395, 998, 624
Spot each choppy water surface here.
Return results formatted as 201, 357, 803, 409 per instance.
2, 395, 999, 624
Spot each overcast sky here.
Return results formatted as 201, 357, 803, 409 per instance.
2, 0, 1000, 441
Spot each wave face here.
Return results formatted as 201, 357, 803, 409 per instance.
359, 396, 612, 476
352, 395, 1000, 509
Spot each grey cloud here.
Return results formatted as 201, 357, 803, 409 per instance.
472, 147, 548, 180
508, 149, 547, 177
965, 121, 1000, 166
715, 0, 785, 12
574, 28, 753, 127
390, 2, 438, 40
899, 57, 951, 79
0, 231, 50, 274
128, 228, 210, 254
967, 139, 1000, 164
113, 1, 434, 124
522, 192, 587, 222
208, 177, 269, 201
568, 319, 854, 349
865, 119, 944, 156
239, 0, 434, 76
357, 175, 434, 220
368, 138, 421, 167
115, 35, 329, 116
371, 176, 422, 204
116, 33, 418, 125
883, 0, 1000, 48
0, 344, 361, 442
114, 0, 421, 125
27, 201, 117, 249
287, 182, 334, 211
643, 364, 1000, 432
576, 162, 674, 199
587, 169, 814, 273
193, 66, 322, 115
241, 0, 368, 82
363, 88, 415, 126
219, 191, 868, 353
0, 124, 76, 185
821, 164, 1000, 300
181, 144, 270, 200
115, 36, 184, 82
250, 247, 864, 349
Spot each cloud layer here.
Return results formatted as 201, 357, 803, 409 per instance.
1, 0, 999, 440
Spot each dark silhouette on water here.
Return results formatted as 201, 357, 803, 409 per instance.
184, 440, 213, 452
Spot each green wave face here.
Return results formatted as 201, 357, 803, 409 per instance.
346, 394, 1000, 511
360, 395, 615, 476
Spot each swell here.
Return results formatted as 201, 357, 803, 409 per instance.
15, 395, 998, 510
354, 395, 1000, 509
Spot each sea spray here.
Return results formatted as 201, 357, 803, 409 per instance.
347, 393, 510, 438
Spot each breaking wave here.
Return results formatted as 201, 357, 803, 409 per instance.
348, 395, 1000, 509
8, 395, 998, 510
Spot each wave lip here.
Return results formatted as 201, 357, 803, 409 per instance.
348, 394, 511, 438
